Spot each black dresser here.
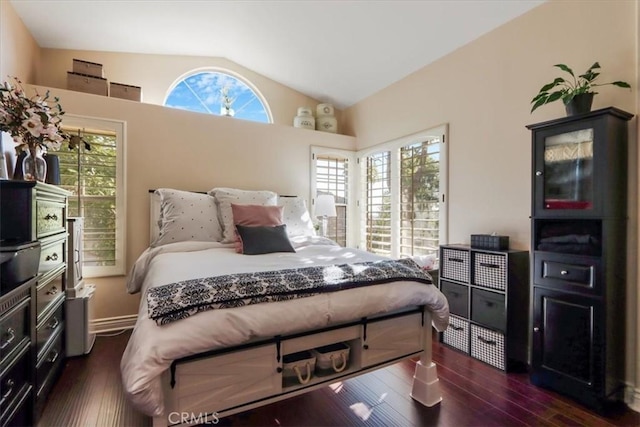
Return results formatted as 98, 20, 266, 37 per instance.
1, 180, 70, 425
527, 107, 633, 412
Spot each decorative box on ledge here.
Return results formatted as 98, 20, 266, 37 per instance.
67, 72, 108, 96
470, 234, 509, 251
109, 82, 142, 101
72, 59, 104, 78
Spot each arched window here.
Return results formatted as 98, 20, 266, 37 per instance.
164, 71, 271, 123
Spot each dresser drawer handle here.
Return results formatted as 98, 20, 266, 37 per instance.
46, 286, 59, 296
46, 253, 59, 261
1, 378, 15, 401
448, 257, 464, 263
47, 317, 60, 330
0, 328, 16, 350
451, 325, 464, 331
485, 301, 495, 308
47, 350, 59, 364
477, 336, 497, 346
480, 262, 500, 269
560, 270, 569, 275
44, 213, 58, 221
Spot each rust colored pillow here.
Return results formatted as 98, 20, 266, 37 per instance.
231, 203, 284, 253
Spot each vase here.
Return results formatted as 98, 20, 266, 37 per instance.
293, 107, 315, 130
22, 146, 47, 182
565, 93, 594, 116
316, 103, 338, 133
44, 153, 61, 185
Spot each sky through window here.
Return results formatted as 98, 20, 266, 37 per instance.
165, 71, 270, 123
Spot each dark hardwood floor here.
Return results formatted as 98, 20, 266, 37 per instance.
38, 330, 639, 427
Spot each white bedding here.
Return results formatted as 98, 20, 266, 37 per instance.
121, 237, 449, 417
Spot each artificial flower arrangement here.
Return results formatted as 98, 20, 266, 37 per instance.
0, 76, 67, 154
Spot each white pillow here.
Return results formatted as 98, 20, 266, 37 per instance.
278, 196, 316, 237
151, 188, 223, 247
209, 187, 278, 243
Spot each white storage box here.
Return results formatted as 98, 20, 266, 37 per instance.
311, 342, 350, 376
282, 350, 316, 387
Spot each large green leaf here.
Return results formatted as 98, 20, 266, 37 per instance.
538, 78, 565, 92
611, 81, 631, 88
579, 72, 599, 82
546, 90, 564, 103
554, 64, 574, 76
530, 96, 549, 112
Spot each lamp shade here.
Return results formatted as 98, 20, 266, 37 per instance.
315, 194, 337, 217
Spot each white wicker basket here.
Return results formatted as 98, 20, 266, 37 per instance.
282, 350, 316, 387
311, 342, 350, 376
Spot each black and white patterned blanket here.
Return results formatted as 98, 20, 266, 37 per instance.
147, 258, 433, 325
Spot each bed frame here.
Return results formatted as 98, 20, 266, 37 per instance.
147, 191, 443, 426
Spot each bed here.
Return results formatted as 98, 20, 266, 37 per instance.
121, 188, 449, 427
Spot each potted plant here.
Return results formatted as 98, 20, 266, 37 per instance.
530, 62, 630, 115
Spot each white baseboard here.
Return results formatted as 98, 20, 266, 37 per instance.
625, 383, 640, 413
91, 314, 137, 334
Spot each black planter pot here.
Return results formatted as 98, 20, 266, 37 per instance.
564, 93, 594, 116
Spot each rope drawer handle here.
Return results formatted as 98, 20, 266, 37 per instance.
448, 257, 464, 263
331, 353, 348, 373
293, 363, 312, 384
44, 213, 58, 221
451, 325, 464, 331
46, 286, 59, 296
46, 253, 59, 261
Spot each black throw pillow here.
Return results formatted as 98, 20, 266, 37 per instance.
235, 224, 296, 255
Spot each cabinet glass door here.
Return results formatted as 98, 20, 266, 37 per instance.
543, 128, 594, 210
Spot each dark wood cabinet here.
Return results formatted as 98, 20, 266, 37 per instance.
438, 244, 529, 371
0, 180, 70, 425
527, 107, 633, 412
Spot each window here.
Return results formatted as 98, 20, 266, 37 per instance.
59, 116, 125, 277
311, 147, 355, 247
365, 151, 392, 256
164, 70, 272, 123
359, 125, 448, 258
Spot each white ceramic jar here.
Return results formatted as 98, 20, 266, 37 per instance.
316, 116, 337, 133
293, 107, 315, 130
316, 103, 335, 117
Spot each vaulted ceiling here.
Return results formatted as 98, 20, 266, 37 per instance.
10, 0, 545, 108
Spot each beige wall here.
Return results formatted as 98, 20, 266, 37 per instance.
36, 49, 343, 128
345, 0, 638, 406
0, 0, 40, 82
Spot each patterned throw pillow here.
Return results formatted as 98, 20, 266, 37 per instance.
278, 196, 316, 237
152, 188, 223, 247
231, 204, 283, 253
209, 188, 278, 243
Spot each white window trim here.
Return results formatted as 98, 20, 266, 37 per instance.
310, 146, 357, 247
62, 114, 127, 277
356, 124, 449, 254
163, 67, 273, 124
